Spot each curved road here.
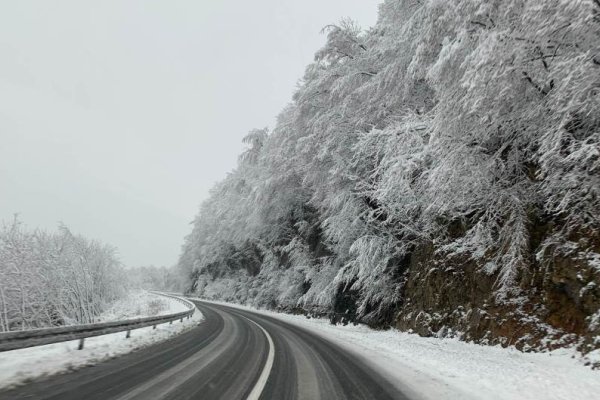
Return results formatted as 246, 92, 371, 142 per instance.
0, 301, 409, 400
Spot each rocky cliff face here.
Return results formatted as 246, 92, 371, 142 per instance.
391, 229, 600, 357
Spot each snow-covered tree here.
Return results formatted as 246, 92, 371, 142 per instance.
0, 217, 127, 330
178, 0, 600, 348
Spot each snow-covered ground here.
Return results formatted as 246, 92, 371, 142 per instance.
0, 291, 203, 390
202, 300, 600, 400
96, 290, 189, 322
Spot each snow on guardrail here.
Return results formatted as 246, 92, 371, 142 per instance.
0, 292, 195, 352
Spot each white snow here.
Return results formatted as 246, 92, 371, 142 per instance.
2, 294, 598, 399
96, 290, 189, 321
0, 292, 203, 390
202, 300, 600, 400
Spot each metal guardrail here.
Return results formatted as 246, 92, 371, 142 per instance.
0, 292, 195, 352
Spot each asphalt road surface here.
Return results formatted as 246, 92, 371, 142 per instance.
0, 301, 410, 400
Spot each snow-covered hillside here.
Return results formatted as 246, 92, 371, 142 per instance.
177, 0, 600, 357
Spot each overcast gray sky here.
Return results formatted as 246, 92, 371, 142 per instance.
0, 0, 379, 267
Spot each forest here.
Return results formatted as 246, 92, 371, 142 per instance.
177, 0, 600, 353
0, 217, 186, 332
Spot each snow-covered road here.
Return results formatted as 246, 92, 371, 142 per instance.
260, 312, 600, 400
1, 299, 597, 400
202, 300, 600, 400
0, 301, 407, 400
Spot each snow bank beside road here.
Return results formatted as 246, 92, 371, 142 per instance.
0, 292, 203, 390
204, 300, 600, 400
301, 320, 600, 400
97, 290, 189, 322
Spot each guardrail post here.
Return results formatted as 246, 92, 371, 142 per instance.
180, 318, 183, 323
78, 338, 85, 350
153, 325, 156, 329
126, 330, 131, 339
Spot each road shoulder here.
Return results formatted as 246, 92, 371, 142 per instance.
0, 292, 204, 390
